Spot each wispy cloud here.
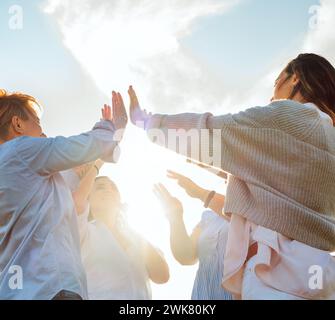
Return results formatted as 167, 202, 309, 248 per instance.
44, 0, 240, 113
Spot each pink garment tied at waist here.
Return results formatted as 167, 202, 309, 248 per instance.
222, 214, 335, 300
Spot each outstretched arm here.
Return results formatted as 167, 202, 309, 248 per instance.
16, 95, 128, 176
153, 183, 199, 266
167, 170, 230, 220
128, 86, 274, 184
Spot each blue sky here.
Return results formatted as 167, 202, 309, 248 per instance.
0, 0, 320, 104
183, 0, 318, 84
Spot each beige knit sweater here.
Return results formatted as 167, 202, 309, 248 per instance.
145, 100, 335, 251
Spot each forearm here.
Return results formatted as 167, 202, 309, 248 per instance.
72, 166, 98, 214
169, 216, 198, 266
143, 242, 170, 284
145, 113, 214, 166
145, 110, 271, 182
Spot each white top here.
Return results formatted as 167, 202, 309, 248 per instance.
77, 207, 152, 300
0, 120, 118, 300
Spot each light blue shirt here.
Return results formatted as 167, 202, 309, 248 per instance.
0, 120, 118, 300
192, 210, 233, 300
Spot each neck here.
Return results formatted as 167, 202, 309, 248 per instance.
96, 209, 119, 231
291, 92, 307, 104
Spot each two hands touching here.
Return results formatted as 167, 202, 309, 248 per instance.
101, 86, 151, 133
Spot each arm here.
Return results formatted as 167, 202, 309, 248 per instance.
17, 97, 128, 176
153, 183, 200, 266
167, 170, 230, 220
129, 86, 272, 180
169, 216, 200, 266
142, 240, 170, 284
72, 160, 104, 215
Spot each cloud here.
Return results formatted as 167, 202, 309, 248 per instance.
44, 0, 240, 113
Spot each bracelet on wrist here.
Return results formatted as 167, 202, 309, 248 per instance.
94, 165, 100, 176
204, 191, 216, 208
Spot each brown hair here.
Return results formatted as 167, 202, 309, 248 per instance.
284, 54, 335, 126
0, 89, 42, 139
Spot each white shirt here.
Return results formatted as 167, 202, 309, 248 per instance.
0, 120, 119, 300
77, 207, 152, 300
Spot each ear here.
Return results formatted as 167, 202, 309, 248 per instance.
291, 73, 300, 86
11, 116, 25, 135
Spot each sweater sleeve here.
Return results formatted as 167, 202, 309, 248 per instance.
145, 106, 275, 182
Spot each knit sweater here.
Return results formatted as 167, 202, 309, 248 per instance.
145, 100, 335, 251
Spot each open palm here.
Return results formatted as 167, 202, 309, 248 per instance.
128, 86, 151, 127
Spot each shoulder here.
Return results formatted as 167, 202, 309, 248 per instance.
235, 100, 320, 133
268, 99, 317, 116
14, 136, 51, 153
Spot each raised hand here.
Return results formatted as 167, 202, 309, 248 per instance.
167, 170, 206, 200
153, 183, 183, 222
101, 92, 128, 131
128, 85, 152, 128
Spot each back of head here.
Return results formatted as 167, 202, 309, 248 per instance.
0, 89, 42, 140
285, 54, 335, 126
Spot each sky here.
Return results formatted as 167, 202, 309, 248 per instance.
0, 0, 334, 300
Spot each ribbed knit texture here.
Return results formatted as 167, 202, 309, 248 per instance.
146, 100, 335, 251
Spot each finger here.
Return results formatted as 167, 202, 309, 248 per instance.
115, 94, 128, 121
167, 170, 183, 180
154, 184, 169, 202
112, 101, 116, 121
117, 93, 126, 115
157, 183, 173, 200
167, 173, 179, 180
104, 104, 110, 120
112, 91, 117, 109
128, 86, 139, 106
103, 104, 108, 119
153, 185, 165, 201
117, 92, 125, 107
109, 105, 113, 120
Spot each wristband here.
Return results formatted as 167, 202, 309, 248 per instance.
94, 165, 100, 176
204, 191, 216, 208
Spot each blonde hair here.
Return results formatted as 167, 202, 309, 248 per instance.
0, 89, 43, 138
